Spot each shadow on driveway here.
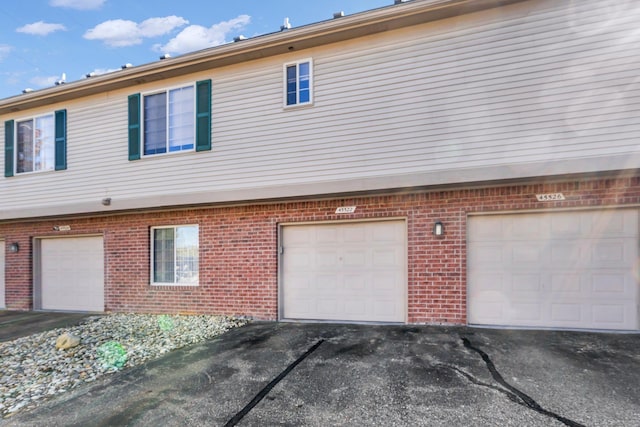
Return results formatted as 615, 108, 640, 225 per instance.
4, 322, 640, 426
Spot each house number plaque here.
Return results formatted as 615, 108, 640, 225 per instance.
535, 193, 565, 202
335, 206, 357, 214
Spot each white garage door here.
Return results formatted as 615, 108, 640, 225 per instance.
282, 221, 406, 322
0, 241, 5, 309
40, 236, 104, 312
468, 210, 639, 330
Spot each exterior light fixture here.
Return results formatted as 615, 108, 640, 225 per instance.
9, 242, 19, 253
102, 197, 112, 206
433, 220, 444, 237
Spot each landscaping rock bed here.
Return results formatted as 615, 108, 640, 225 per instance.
0, 313, 247, 418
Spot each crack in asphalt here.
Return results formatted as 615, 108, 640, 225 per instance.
461, 337, 586, 427
224, 339, 325, 427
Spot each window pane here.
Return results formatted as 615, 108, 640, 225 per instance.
35, 115, 55, 171
286, 65, 297, 105
144, 93, 167, 155
175, 226, 199, 284
153, 228, 175, 283
299, 62, 310, 104
168, 87, 194, 152
16, 119, 34, 173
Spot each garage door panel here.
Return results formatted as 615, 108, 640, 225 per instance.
0, 242, 4, 309
283, 221, 406, 323
469, 210, 638, 330
40, 237, 104, 312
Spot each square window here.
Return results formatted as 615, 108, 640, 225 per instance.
285, 59, 313, 106
143, 85, 195, 156
151, 225, 199, 285
15, 114, 55, 174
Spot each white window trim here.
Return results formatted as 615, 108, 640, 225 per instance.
141, 83, 197, 158
13, 111, 56, 176
150, 224, 200, 286
283, 58, 314, 108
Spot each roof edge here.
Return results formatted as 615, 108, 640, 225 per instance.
0, 0, 524, 114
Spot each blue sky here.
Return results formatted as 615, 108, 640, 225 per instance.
0, 0, 392, 101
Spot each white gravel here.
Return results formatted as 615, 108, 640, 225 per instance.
0, 313, 248, 419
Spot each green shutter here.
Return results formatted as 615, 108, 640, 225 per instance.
195, 79, 212, 152
128, 93, 141, 160
4, 120, 14, 177
54, 109, 67, 170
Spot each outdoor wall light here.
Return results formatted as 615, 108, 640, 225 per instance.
433, 220, 444, 237
101, 197, 111, 206
9, 242, 19, 253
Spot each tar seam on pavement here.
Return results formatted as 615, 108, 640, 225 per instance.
224, 339, 325, 427
461, 337, 586, 427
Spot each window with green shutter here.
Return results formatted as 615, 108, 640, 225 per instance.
128, 80, 212, 160
5, 110, 67, 176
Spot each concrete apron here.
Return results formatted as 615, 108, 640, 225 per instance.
5, 322, 640, 426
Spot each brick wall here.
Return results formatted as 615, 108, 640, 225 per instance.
2, 174, 640, 324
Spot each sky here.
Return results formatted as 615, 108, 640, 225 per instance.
0, 0, 393, 101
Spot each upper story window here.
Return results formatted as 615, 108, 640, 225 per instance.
4, 109, 67, 177
144, 85, 195, 155
16, 115, 55, 173
128, 79, 211, 161
285, 59, 313, 106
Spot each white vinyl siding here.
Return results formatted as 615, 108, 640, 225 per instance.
1, 0, 640, 218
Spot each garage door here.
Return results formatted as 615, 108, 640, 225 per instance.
0, 242, 4, 309
282, 221, 406, 322
40, 236, 104, 312
468, 210, 638, 330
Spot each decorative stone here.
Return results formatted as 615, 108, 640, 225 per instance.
55, 333, 81, 350
0, 314, 247, 419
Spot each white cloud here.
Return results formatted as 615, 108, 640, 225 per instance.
84, 16, 188, 47
30, 75, 59, 88
17, 21, 67, 36
0, 45, 12, 61
155, 15, 250, 55
50, 0, 106, 10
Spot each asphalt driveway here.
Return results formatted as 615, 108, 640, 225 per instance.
4, 322, 640, 426
0, 311, 96, 342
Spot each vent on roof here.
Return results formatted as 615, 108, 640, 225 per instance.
54, 73, 66, 86
233, 35, 247, 42
280, 17, 291, 31
121, 63, 133, 69
22, 88, 33, 94
159, 54, 171, 60
333, 11, 345, 18
85, 72, 96, 78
